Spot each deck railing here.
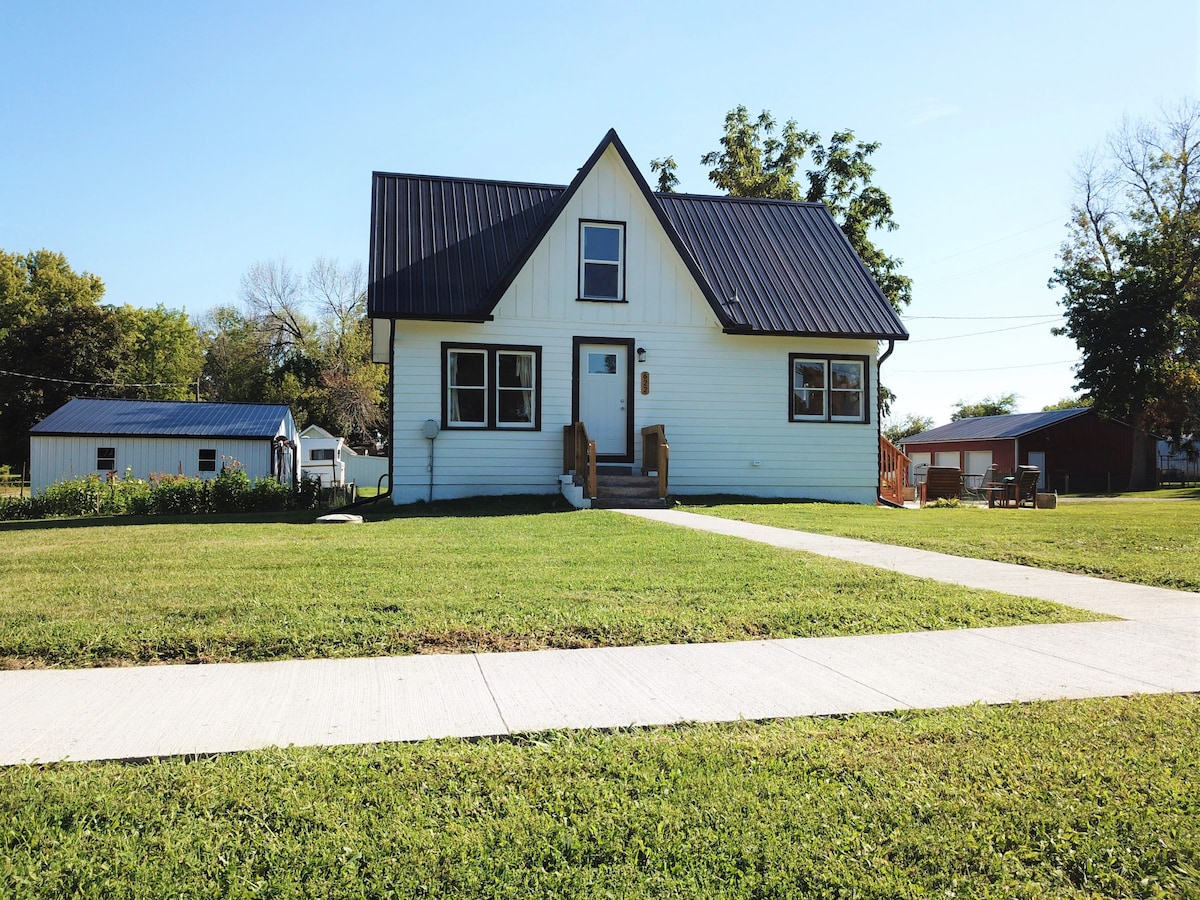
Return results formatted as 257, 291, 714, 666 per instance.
640, 424, 670, 498
879, 434, 912, 506
563, 422, 597, 499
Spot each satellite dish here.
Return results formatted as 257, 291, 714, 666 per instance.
421, 419, 440, 440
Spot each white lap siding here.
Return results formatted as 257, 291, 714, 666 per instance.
30, 436, 274, 493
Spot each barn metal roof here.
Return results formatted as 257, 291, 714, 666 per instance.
31, 398, 294, 438
368, 130, 908, 340
905, 408, 1093, 444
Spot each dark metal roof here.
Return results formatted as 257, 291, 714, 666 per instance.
657, 194, 908, 338
905, 408, 1093, 444
31, 398, 295, 438
368, 130, 909, 340
369, 173, 563, 320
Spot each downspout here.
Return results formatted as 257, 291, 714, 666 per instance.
876, 341, 902, 507
333, 318, 394, 513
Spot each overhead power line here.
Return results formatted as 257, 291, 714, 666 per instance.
905, 317, 1064, 343
889, 358, 1079, 374
901, 313, 1064, 321
0, 368, 198, 390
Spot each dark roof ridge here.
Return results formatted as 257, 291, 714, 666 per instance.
657, 192, 828, 209
370, 171, 567, 193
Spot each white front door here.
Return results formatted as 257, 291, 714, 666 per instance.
578, 342, 629, 458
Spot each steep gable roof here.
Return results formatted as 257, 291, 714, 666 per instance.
368, 129, 908, 340
905, 408, 1094, 443
31, 398, 294, 439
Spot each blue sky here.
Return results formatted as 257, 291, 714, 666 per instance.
2, 0, 1195, 425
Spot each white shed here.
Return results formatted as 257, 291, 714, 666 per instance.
30, 398, 300, 493
298, 424, 347, 486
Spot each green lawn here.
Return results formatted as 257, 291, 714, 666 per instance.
0, 497, 1101, 669
682, 496, 1200, 591
3, 695, 1197, 898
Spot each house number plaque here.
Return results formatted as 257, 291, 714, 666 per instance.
640, 371, 650, 395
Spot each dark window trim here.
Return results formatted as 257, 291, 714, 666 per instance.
787, 353, 871, 424
577, 219, 627, 303
571, 336, 636, 463
441, 342, 543, 431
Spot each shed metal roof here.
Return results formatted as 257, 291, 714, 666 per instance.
368, 130, 908, 340
31, 399, 294, 438
905, 408, 1093, 444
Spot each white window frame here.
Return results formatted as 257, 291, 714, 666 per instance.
97, 446, 116, 471
789, 355, 869, 424
443, 343, 541, 430
495, 349, 537, 428
579, 221, 625, 301
446, 348, 488, 428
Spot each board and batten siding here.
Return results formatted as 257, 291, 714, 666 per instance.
30, 436, 275, 493
388, 145, 881, 505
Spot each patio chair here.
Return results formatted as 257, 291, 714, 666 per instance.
919, 466, 962, 506
1013, 465, 1040, 508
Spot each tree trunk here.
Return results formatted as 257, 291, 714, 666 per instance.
1129, 422, 1151, 492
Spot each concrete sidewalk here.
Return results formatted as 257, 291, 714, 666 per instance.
2, 509, 1197, 765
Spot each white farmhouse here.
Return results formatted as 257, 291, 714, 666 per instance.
367, 130, 908, 506
29, 398, 299, 493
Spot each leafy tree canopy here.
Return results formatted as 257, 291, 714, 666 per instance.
950, 393, 1019, 421
205, 258, 386, 441
883, 413, 934, 443
652, 106, 911, 312
1051, 101, 1200, 488
1042, 396, 1094, 412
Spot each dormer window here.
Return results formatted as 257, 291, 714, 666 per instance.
579, 221, 625, 301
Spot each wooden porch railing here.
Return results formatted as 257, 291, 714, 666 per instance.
641, 424, 670, 499
563, 422, 597, 499
879, 434, 912, 506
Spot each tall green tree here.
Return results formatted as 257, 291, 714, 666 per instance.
114, 304, 205, 400
695, 105, 911, 312
0, 251, 117, 465
950, 393, 1019, 421
0, 249, 207, 467
1051, 101, 1200, 489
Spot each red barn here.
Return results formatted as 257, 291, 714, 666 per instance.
902, 408, 1154, 494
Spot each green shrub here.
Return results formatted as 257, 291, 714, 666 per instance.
248, 477, 290, 512
0, 496, 40, 520
211, 460, 251, 512
295, 475, 321, 510
40, 475, 107, 517
150, 475, 210, 516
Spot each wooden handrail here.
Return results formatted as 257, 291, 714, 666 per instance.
879, 434, 912, 506
563, 422, 597, 499
641, 424, 670, 498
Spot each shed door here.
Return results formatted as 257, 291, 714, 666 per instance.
1027, 451, 1046, 490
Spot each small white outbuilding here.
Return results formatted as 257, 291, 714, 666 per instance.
29, 398, 300, 493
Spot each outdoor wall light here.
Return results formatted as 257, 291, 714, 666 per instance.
637, 347, 647, 363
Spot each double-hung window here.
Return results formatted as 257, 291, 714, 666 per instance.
97, 447, 116, 471
579, 221, 624, 301
199, 449, 217, 472
789, 355, 869, 423
444, 343, 540, 429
